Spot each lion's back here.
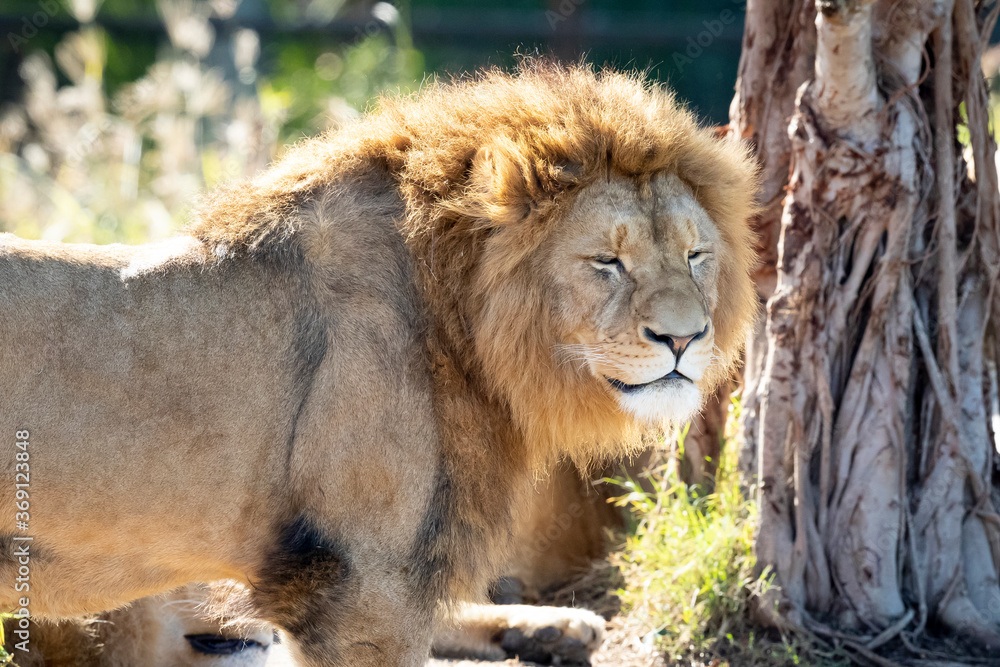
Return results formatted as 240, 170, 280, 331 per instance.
0, 173, 443, 616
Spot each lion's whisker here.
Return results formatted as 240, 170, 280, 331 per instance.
553, 343, 634, 374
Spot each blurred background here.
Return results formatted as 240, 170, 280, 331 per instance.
0, 0, 743, 244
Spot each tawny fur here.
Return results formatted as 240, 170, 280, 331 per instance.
1, 61, 758, 667
11, 464, 625, 665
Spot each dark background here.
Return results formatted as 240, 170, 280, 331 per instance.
0, 0, 745, 125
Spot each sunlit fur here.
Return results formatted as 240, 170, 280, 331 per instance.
0, 62, 759, 665
191, 61, 760, 468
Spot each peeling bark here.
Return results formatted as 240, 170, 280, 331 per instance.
731, 0, 816, 482
733, 0, 1000, 656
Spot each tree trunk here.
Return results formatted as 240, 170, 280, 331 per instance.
732, 0, 1000, 656
730, 0, 816, 483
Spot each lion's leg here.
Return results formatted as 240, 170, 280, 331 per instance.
281, 598, 432, 667
261, 574, 434, 667
249, 518, 435, 667
432, 602, 605, 664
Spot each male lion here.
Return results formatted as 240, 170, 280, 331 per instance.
0, 63, 758, 666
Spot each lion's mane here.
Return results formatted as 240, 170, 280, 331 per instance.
0, 64, 761, 661
190, 62, 758, 471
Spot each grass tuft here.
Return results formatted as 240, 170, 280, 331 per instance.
0, 617, 14, 665
609, 399, 849, 667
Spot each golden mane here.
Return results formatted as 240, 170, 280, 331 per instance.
189, 61, 759, 463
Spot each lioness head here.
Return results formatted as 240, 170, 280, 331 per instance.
545, 172, 725, 423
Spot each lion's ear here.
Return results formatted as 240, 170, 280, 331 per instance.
460, 140, 583, 226
540, 158, 584, 188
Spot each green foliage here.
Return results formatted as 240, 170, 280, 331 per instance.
0, 618, 13, 666
610, 403, 849, 667
971, 52, 1000, 148
262, 33, 424, 143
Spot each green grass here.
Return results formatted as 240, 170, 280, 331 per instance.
0, 618, 14, 666
609, 403, 850, 667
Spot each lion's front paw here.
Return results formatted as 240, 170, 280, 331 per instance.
436, 603, 604, 665
497, 605, 604, 664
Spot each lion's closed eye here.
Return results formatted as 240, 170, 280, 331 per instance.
185, 634, 268, 655
688, 250, 710, 267
589, 256, 625, 276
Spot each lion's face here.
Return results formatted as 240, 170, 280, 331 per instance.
543, 173, 722, 424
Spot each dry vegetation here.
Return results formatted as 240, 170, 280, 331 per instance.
0, 0, 416, 245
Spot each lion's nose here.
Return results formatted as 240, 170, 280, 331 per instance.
642, 324, 708, 360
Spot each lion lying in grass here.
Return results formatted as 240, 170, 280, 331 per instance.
0, 62, 757, 666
